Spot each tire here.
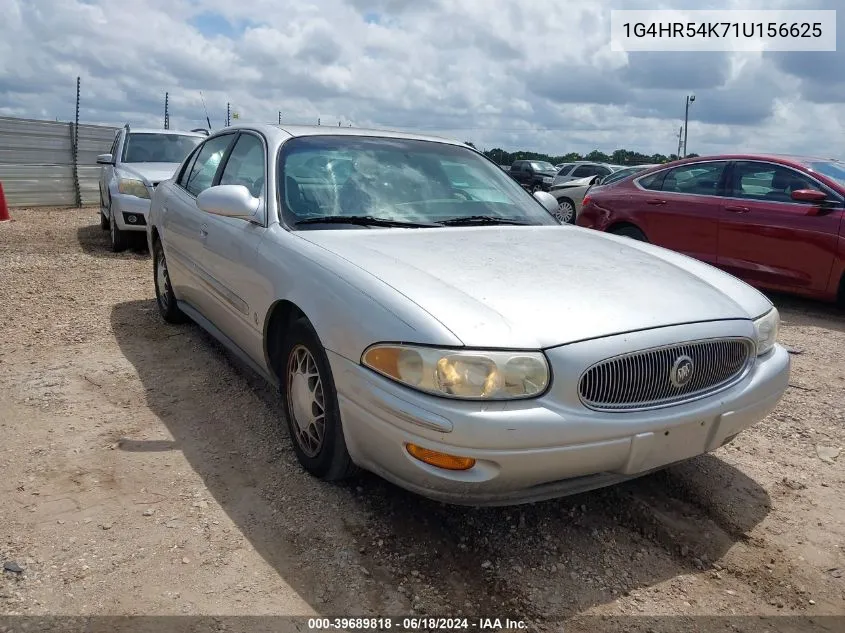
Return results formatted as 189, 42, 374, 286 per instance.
279, 317, 358, 481
109, 203, 129, 253
153, 239, 188, 324
554, 198, 576, 224
610, 225, 648, 242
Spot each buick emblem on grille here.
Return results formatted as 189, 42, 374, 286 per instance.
670, 355, 694, 388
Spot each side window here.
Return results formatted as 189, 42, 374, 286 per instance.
558, 165, 575, 176
731, 162, 819, 203
177, 146, 202, 188
218, 134, 266, 198
661, 162, 727, 195
109, 134, 119, 159
184, 134, 235, 197
596, 166, 612, 176
638, 170, 668, 191
572, 165, 597, 178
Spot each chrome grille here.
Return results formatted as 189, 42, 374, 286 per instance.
578, 338, 755, 411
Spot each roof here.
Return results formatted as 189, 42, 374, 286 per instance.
126, 127, 207, 137
667, 153, 841, 166
216, 122, 466, 147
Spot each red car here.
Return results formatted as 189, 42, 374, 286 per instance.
577, 154, 845, 304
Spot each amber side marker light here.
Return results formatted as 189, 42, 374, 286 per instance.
406, 444, 476, 471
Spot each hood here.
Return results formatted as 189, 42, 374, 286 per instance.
553, 175, 595, 189
117, 163, 181, 185
298, 226, 772, 349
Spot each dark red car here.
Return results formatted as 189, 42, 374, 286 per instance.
577, 154, 845, 304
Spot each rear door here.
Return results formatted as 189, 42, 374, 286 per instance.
633, 160, 728, 265
162, 133, 237, 312
718, 160, 843, 294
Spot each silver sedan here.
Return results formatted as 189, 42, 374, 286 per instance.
146, 124, 791, 506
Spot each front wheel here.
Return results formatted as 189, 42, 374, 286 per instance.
109, 204, 129, 253
280, 318, 357, 481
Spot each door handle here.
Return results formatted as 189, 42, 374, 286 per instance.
646, 199, 667, 206
725, 205, 750, 213
200, 223, 208, 237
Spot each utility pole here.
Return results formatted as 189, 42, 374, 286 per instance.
278, 111, 282, 124
676, 126, 683, 159
164, 92, 169, 129
683, 94, 695, 157
226, 102, 230, 127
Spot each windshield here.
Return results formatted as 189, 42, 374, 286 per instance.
122, 133, 202, 163
531, 161, 555, 172
603, 166, 643, 184
806, 160, 845, 187
279, 136, 560, 228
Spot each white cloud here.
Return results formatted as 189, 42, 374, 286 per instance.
0, 0, 842, 157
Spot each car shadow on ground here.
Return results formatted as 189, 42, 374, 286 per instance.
77, 222, 149, 259
768, 292, 845, 335
111, 299, 772, 620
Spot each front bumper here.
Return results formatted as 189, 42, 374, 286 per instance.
330, 323, 791, 506
110, 193, 151, 232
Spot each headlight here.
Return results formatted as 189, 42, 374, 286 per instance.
361, 344, 550, 400
118, 178, 150, 199
753, 307, 779, 356
542, 177, 553, 184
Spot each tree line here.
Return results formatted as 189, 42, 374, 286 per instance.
465, 144, 699, 166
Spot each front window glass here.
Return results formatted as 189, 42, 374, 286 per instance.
122, 133, 202, 163
279, 136, 559, 227
530, 161, 555, 171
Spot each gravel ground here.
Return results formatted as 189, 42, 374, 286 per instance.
1, 207, 844, 631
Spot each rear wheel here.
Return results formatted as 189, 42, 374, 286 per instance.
153, 239, 188, 324
279, 318, 357, 481
555, 198, 576, 224
609, 225, 648, 242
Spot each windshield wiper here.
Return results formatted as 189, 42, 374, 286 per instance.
296, 215, 439, 228
437, 215, 530, 226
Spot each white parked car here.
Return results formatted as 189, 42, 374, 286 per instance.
97, 126, 205, 251
146, 124, 790, 506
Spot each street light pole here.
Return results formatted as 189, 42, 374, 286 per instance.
683, 94, 695, 157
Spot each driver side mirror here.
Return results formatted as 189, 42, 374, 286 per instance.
791, 189, 827, 203
96, 153, 113, 165
533, 190, 559, 214
196, 185, 261, 220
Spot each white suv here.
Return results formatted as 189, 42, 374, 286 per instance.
97, 126, 205, 251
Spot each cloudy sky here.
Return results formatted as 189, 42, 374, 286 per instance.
0, 0, 842, 157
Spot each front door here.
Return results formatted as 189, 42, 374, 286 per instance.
162, 133, 237, 312
718, 160, 843, 295
195, 132, 269, 364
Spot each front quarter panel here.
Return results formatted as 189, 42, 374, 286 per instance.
256, 226, 465, 366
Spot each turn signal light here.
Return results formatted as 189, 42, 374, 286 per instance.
405, 444, 476, 471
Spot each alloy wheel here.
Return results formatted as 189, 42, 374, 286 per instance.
286, 345, 326, 458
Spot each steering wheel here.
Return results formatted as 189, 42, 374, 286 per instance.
452, 189, 473, 201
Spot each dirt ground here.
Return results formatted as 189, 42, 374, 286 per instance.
1, 207, 844, 631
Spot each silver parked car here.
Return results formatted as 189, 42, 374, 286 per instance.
147, 124, 790, 506
551, 161, 626, 188
97, 125, 205, 252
